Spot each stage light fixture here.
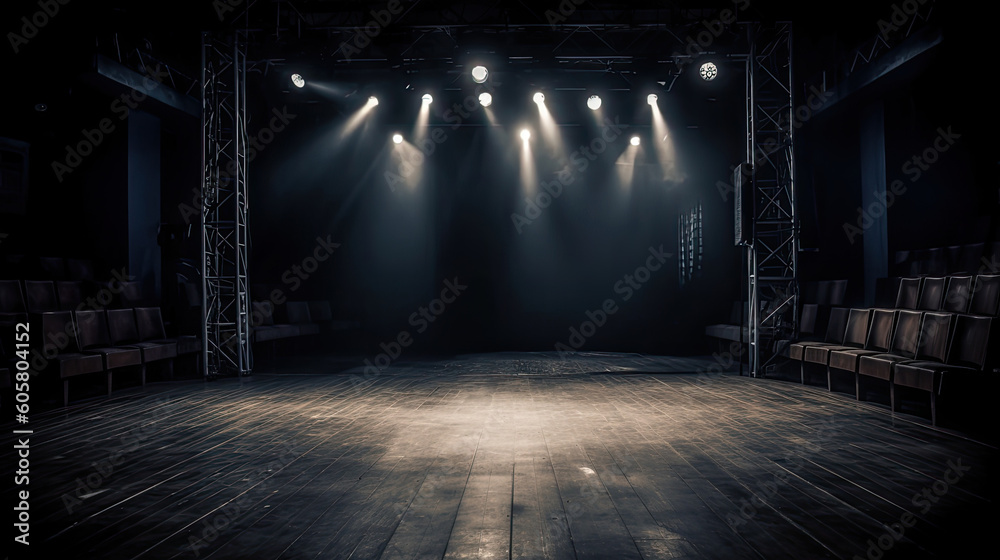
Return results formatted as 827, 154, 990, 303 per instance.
291, 74, 305, 88
533, 92, 545, 104
520, 129, 531, 141
700, 62, 718, 81
587, 95, 602, 110
392, 133, 403, 144
422, 93, 433, 105
647, 94, 658, 106
479, 92, 493, 107
630, 136, 641, 146
368, 96, 379, 106
471, 65, 489, 83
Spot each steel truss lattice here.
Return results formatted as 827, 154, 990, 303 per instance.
745, 22, 798, 378
201, 32, 251, 378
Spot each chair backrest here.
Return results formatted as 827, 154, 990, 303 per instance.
970, 275, 1000, 316
39, 311, 83, 354
135, 307, 167, 341
118, 281, 145, 308
309, 300, 333, 322
286, 301, 312, 324
948, 315, 992, 369
0, 280, 25, 313
942, 276, 972, 314
24, 281, 58, 313
916, 277, 946, 311
66, 258, 96, 281
895, 278, 921, 310
865, 309, 895, 352
76, 310, 112, 349
799, 304, 818, 336
37, 256, 68, 280
823, 307, 850, 343
107, 309, 141, 345
56, 281, 84, 311
914, 312, 953, 363
888, 310, 922, 357
842, 309, 872, 347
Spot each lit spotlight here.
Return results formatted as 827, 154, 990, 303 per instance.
471, 65, 489, 83
422, 93, 433, 105
520, 129, 531, 141
647, 94, 658, 106
700, 62, 718, 81
479, 92, 493, 107
392, 133, 403, 144
533, 92, 545, 104
290, 74, 305, 88
368, 96, 379, 106
587, 95, 602, 110
630, 136, 641, 146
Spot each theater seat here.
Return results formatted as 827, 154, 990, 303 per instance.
287, 301, 320, 336
969, 275, 999, 316
801, 309, 870, 386
76, 310, 142, 396
35, 311, 105, 406
895, 278, 921, 310
827, 309, 897, 394
916, 277, 946, 311
942, 276, 972, 314
789, 307, 849, 361
107, 309, 177, 383
24, 280, 59, 313
893, 314, 992, 426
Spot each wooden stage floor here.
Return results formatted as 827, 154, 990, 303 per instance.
6, 352, 997, 559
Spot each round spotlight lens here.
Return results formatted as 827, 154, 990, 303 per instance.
520, 129, 531, 141
647, 94, 658, 106
587, 95, 602, 111
699, 62, 718, 81
291, 73, 305, 88
422, 93, 433, 105
471, 65, 489, 83
630, 136, 641, 146
533, 92, 545, 104
479, 92, 493, 107
392, 133, 403, 144
368, 96, 379, 106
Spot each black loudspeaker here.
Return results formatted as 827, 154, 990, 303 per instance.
734, 162, 752, 246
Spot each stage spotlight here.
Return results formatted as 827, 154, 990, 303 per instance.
647, 94, 658, 106
368, 96, 379, 106
392, 133, 403, 144
471, 65, 489, 83
533, 92, 545, 104
291, 74, 305, 88
479, 92, 493, 107
630, 136, 641, 146
700, 62, 718, 81
587, 95, 602, 110
520, 129, 531, 141
422, 93, 433, 105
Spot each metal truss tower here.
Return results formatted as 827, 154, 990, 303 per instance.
201, 32, 251, 377
745, 22, 798, 378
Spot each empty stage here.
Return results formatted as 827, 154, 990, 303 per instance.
10, 353, 997, 559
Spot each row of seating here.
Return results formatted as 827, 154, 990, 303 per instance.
892, 241, 1000, 278
26, 307, 201, 406
1, 255, 98, 281
786, 275, 1000, 425
0, 279, 152, 320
